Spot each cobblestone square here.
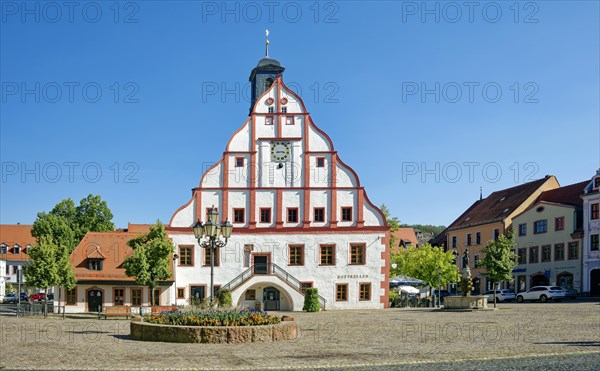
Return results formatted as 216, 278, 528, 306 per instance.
1, 301, 599, 369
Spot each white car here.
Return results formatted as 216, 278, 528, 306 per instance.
484, 289, 515, 302
516, 286, 565, 303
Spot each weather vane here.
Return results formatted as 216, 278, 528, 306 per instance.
265, 29, 270, 57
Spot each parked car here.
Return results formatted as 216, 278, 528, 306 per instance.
19, 293, 28, 302
30, 293, 46, 302
516, 286, 565, 303
484, 289, 516, 302
47, 293, 54, 301
3, 293, 17, 303
561, 287, 578, 299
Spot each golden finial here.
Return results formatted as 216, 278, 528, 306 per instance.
265, 29, 270, 57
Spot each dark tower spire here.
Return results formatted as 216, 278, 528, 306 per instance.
249, 29, 285, 114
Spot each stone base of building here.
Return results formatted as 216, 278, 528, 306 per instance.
443, 295, 489, 310
130, 318, 298, 343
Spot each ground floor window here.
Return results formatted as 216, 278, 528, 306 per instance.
531, 274, 549, 287
336, 283, 348, 301
66, 288, 76, 305
131, 289, 142, 306
177, 288, 185, 299
300, 282, 313, 294
557, 272, 573, 288
149, 288, 160, 306
359, 283, 371, 301
245, 289, 256, 300
114, 288, 124, 306
591, 234, 599, 251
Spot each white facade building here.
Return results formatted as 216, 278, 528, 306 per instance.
167, 53, 390, 310
0, 260, 5, 301
582, 169, 600, 295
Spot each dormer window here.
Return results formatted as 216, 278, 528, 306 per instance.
0, 244, 7, 254
13, 244, 20, 254
594, 177, 600, 189
88, 258, 103, 271
25, 244, 31, 253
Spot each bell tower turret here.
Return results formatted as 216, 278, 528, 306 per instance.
249, 30, 285, 114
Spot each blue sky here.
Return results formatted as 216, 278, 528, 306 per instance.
1, 1, 599, 228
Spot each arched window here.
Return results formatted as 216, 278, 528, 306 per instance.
264, 77, 274, 90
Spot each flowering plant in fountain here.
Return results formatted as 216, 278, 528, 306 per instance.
144, 308, 281, 326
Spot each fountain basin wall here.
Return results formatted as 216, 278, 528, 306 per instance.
130, 319, 298, 343
444, 296, 489, 309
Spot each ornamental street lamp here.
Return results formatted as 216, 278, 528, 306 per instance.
172, 252, 179, 306
193, 206, 233, 306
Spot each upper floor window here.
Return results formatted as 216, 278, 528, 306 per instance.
316, 157, 325, 168
473, 254, 480, 268
475, 232, 481, 245
555, 217, 564, 231
13, 245, 20, 254
88, 258, 103, 271
233, 208, 245, 223
541, 245, 551, 262
568, 242, 579, 260
533, 220, 547, 234
554, 244, 565, 261
0, 244, 7, 254
529, 246, 539, 263
204, 247, 220, 267
235, 157, 244, 167
451, 236, 457, 248
517, 248, 527, 264
466, 234, 472, 246
590, 234, 599, 251
178, 246, 193, 266
320, 245, 335, 266
591, 203, 599, 220
259, 208, 271, 223
288, 245, 304, 266
341, 207, 353, 222
268, 107, 274, 114
518, 223, 527, 236
281, 106, 287, 113
493, 229, 500, 240
287, 208, 298, 223
350, 244, 366, 265
313, 207, 325, 223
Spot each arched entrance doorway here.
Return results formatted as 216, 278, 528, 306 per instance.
87, 289, 103, 312
590, 269, 600, 295
556, 272, 573, 288
264, 287, 280, 311
531, 273, 549, 287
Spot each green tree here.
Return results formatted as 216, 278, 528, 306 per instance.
303, 288, 321, 312
123, 222, 174, 307
380, 204, 400, 249
23, 236, 62, 317
74, 194, 115, 242
476, 232, 518, 308
5, 281, 15, 294
390, 244, 459, 301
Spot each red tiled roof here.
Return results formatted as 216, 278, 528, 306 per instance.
71, 231, 173, 282
447, 176, 556, 231
127, 223, 153, 234
537, 181, 587, 206
0, 224, 34, 262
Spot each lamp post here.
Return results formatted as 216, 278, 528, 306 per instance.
172, 252, 179, 306
193, 206, 233, 306
17, 266, 22, 306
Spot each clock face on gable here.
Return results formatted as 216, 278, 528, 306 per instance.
270, 141, 290, 162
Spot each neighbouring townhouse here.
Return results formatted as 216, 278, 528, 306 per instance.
390, 228, 419, 254
582, 169, 600, 295
512, 181, 587, 293
56, 224, 175, 313
0, 224, 34, 295
443, 176, 560, 294
166, 48, 389, 310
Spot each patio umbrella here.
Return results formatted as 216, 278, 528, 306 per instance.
390, 274, 426, 287
398, 285, 419, 294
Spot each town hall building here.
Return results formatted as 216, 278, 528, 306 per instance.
167, 45, 390, 310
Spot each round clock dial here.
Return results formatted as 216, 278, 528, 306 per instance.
270, 141, 290, 161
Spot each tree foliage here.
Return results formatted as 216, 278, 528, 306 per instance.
32, 195, 115, 253
303, 288, 321, 312
23, 236, 62, 292
123, 222, 174, 306
390, 244, 459, 288
5, 281, 15, 294
380, 204, 400, 249
476, 232, 518, 307
400, 224, 446, 238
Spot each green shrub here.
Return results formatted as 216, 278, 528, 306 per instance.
389, 291, 399, 307
218, 290, 232, 307
144, 308, 280, 326
303, 288, 320, 312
